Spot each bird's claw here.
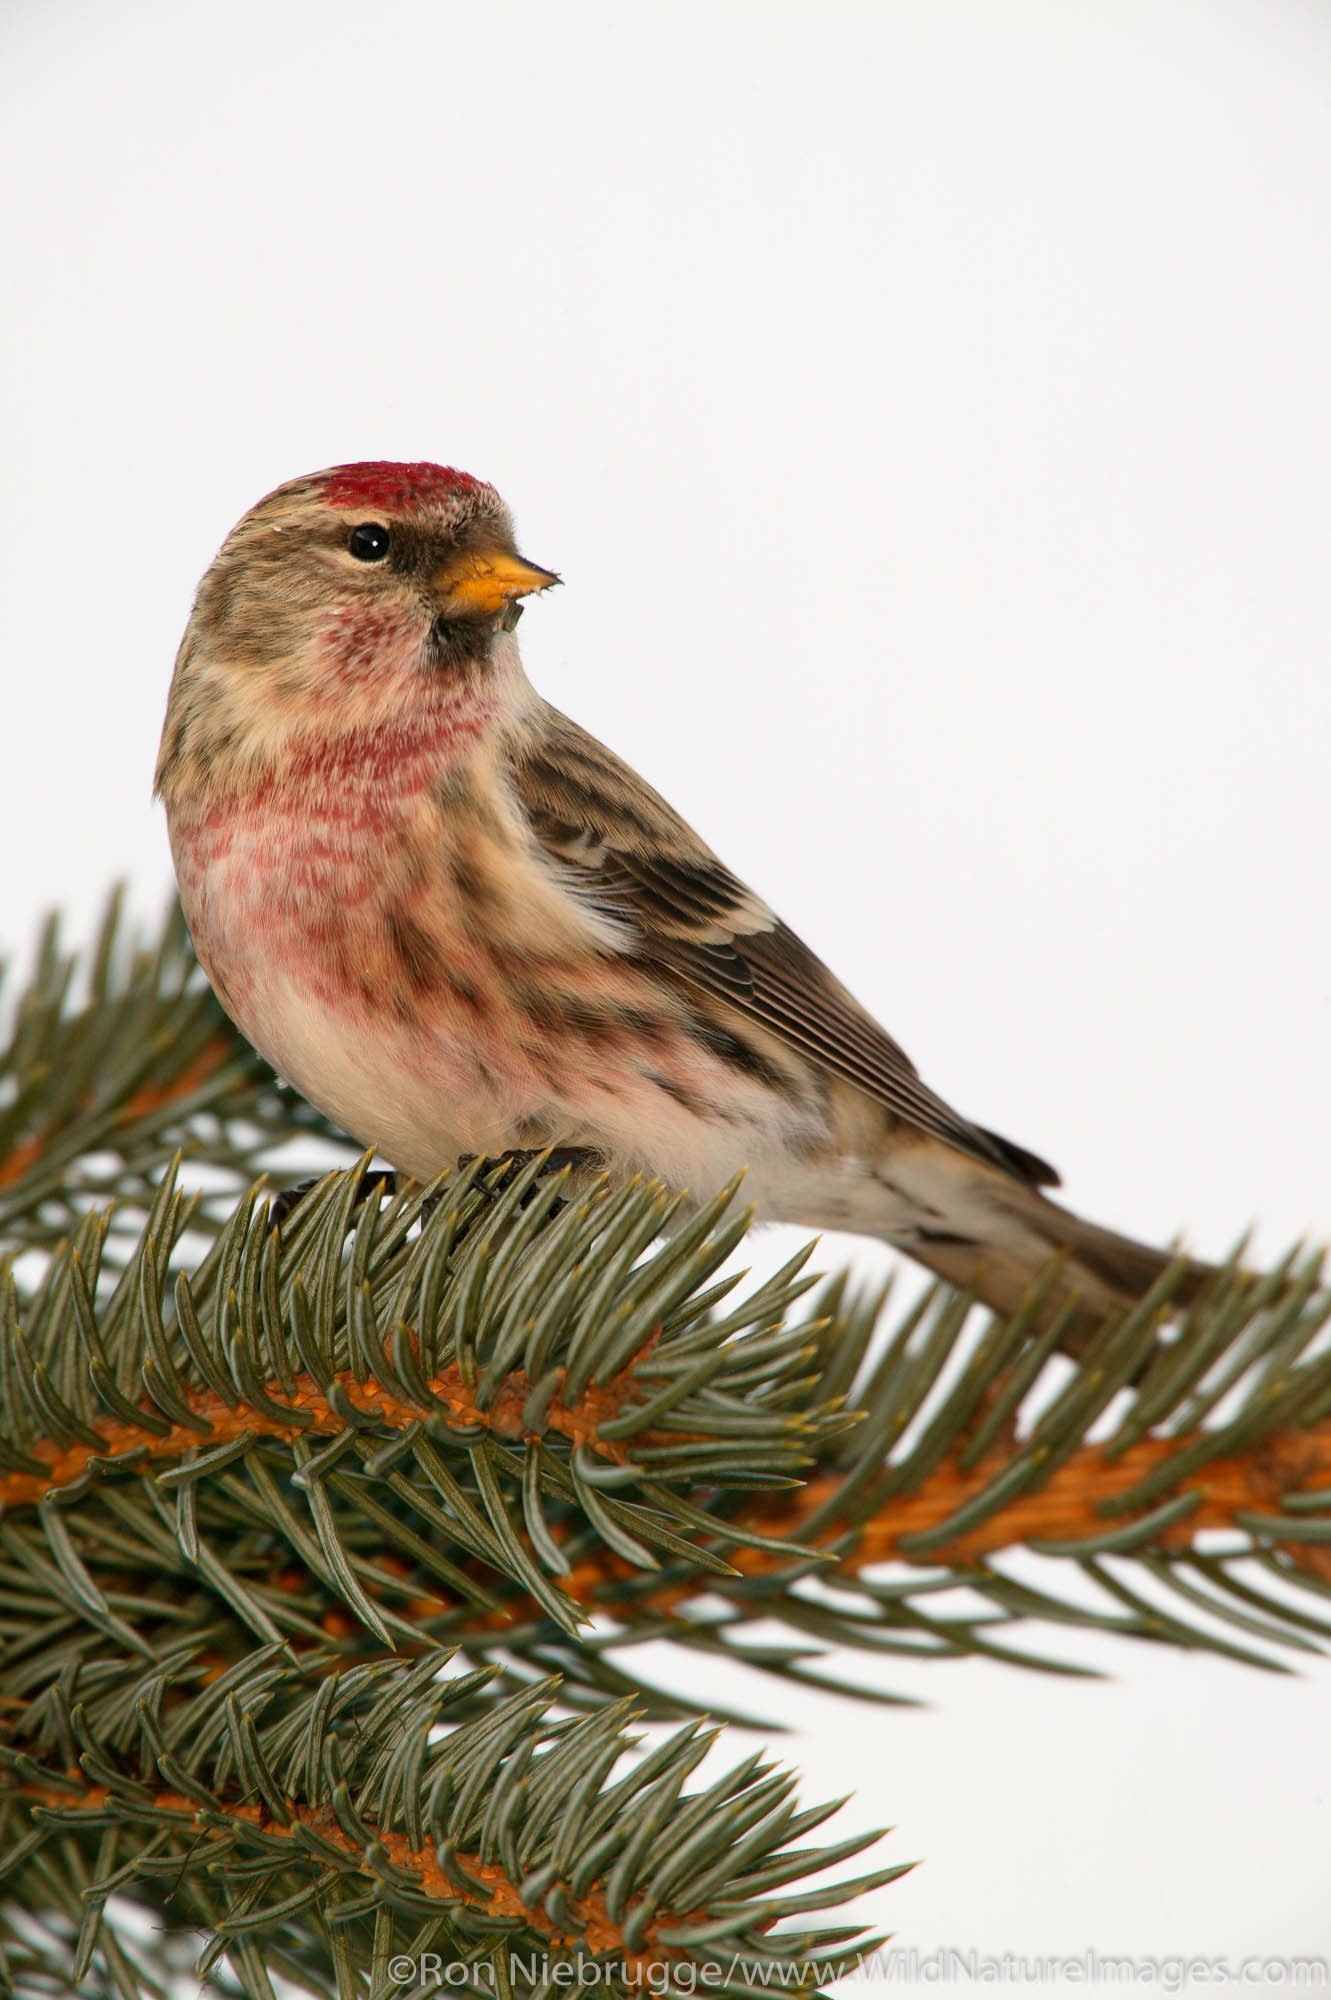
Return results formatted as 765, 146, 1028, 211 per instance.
458, 1147, 595, 1210
269, 1166, 401, 1233
270, 1151, 593, 1235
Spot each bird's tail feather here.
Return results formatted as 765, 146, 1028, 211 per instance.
891, 1166, 1213, 1352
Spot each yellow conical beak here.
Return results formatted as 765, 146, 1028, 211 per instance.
435, 545, 560, 621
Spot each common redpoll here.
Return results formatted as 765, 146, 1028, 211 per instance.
157, 461, 1207, 1339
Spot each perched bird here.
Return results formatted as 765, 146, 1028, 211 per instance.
158, 461, 1205, 1342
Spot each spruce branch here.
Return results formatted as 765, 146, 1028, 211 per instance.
430, 1253, 1331, 1689
1, 1649, 901, 1998
0, 1156, 851, 1645
9, 1141, 1331, 1697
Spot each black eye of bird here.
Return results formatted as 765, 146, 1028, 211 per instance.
347, 522, 391, 562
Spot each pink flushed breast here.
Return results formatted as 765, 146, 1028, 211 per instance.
278, 700, 495, 793
172, 727, 818, 1185
171, 713, 582, 1171
173, 709, 461, 1000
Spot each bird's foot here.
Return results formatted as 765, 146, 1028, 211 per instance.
270, 1149, 596, 1235
268, 1165, 401, 1232
458, 1147, 598, 1209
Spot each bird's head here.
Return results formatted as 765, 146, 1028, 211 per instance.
156, 461, 558, 801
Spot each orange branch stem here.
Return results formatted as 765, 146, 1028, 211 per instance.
558, 1419, 1331, 1611
6, 1347, 1329, 1608
0, 1358, 645, 1512
16, 1779, 698, 1974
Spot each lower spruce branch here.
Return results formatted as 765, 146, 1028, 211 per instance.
1, 1655, 900, 1999
15, 1780, 705, 1974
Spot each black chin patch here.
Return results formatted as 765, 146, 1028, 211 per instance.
426, 614, 494, 674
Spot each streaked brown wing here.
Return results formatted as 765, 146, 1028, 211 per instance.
513, 705, 1058, 1189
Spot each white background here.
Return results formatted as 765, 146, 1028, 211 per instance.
3, 1, 1330, 1992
